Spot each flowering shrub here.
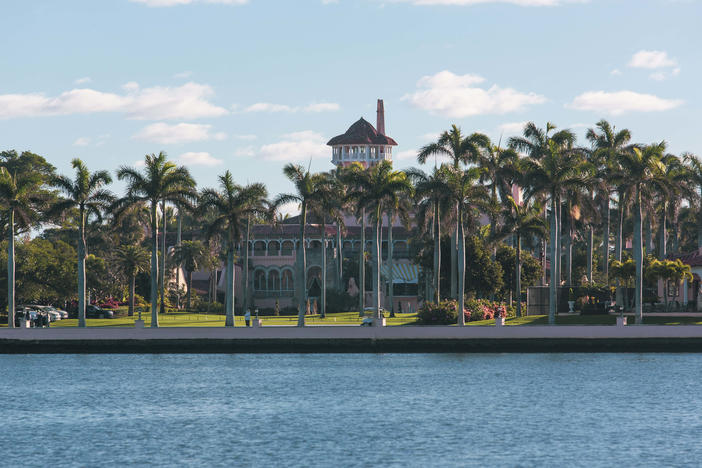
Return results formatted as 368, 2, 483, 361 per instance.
465, 299, 513, 322
98, 297, 120, 309
417, 300, 469, 325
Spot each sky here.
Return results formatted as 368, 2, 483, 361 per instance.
1, 0, 700, 215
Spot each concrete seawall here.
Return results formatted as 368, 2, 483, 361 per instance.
4, 325, 702, 353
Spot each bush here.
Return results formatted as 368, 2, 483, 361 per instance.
195, 301, 224, 314
325, 290, 355, 314
280, 306, 298, 315
465, 298, 513, 321
417, 300, 467, 325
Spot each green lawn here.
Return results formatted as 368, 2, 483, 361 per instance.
6, 311, 702, 328
46, 310, 420, 328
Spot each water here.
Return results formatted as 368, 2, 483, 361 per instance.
2, 354, 702, 467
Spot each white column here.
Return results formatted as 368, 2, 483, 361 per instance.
684, 278, 689, 305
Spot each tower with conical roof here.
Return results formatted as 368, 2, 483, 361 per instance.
327, 99, 398, 167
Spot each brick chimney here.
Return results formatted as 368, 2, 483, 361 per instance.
376, 99, 385, 135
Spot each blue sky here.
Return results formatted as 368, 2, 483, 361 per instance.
1, 0, 699, 213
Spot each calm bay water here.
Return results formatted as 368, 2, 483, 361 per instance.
2, 353, 702, 467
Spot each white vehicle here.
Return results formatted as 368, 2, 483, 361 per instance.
46, 306, 68, 319
29, 305, 61, 322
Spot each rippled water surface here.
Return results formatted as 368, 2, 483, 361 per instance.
3, 353, 702, 467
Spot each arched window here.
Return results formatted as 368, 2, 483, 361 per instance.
268, 241, 280, 256
281, 269, 294, 290
281, 240, 294, 255
268, 270, 280, 291
253, 241, 266, 256
254, 270, 266, 290
309, 240, 322, 250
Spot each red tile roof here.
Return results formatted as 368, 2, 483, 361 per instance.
327, 118, 398, 146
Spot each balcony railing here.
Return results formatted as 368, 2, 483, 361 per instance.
253, 290, 295, 298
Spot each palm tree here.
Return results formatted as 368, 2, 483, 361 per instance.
274, 164, 327, 326
114, 244, 150, 317
446, 166, 487, 325
656, 154, 691, 259
683, 153, 702, 249
586, 120, 631, 281
345, 161, 412, 324
51, 159, 113, 327
407, 166, 451, 303
115, 152, 195, 328
307, 172, 344, 319
418, 126, 490, 300
172, 240, 207, 310
200, 171, 268, 327
615, 142, 670, 324
518, 127, 589, 324
509, 122, 577, 287
0, 168, 45, 328
493, 196, 546, 317
385, 197, 412, 318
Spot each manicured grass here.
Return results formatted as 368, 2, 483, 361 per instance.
47, 310, 420, 328
467, 314, 702, 326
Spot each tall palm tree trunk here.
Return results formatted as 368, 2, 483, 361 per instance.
160, 200, 167, 315
615, 199, 625, 306
321, 222, 327, 319
336, 224, 343, 292
450, 208, 457, 300
387, 210, 395, 318
7, 209, 15, 328
150, 203, 159, 328
374, 206, 382, 325
602, 196, 610, 280
565, 206, 573, 286
549, 198, 557, 325
457, 208, 466, 326
175, 210, 182, 309
644, 215, 652, 255
556, 199, 562, 289
433, 200, 441, 303
358, 209, 365, 317
297, 203, 307, 327
187, 270, 193, 310
659, 207, 667, 260
225, 244, 235, 327
587, 227, 594, 283
516, 233, 522, 318
129, 275, 135, 317
698, 187, 702, 249
78, 209, 87, 328
634, 189, 643, 324
242, 216, 251, 315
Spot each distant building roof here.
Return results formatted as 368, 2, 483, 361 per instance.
327, 118, 398, 146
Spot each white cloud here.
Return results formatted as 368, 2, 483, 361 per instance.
177, 151, 223, 166
133, 122, 226, 144
244, 102, 296, 113
650, 67, 681, 81
130, 0, 247, 6
628, 50, 677, 69
498, 121, 528, 135
234, 146, 256, 157
234, 134, 257, 140
276, 201, 300, 218
303, 102, 340, 112
73, 137, 90, 146
394, 150, 419, 161
420, 132, 440, 141
568, 90, 683, 115
242, 102, 340, 113
134, 160, 146, 168
393, 0, 586, 5
403, 70, 546, 118
74, 77, 92, 85
610, 69, 622, 76
0, 82, 228, 120
259, 131, 328, 162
